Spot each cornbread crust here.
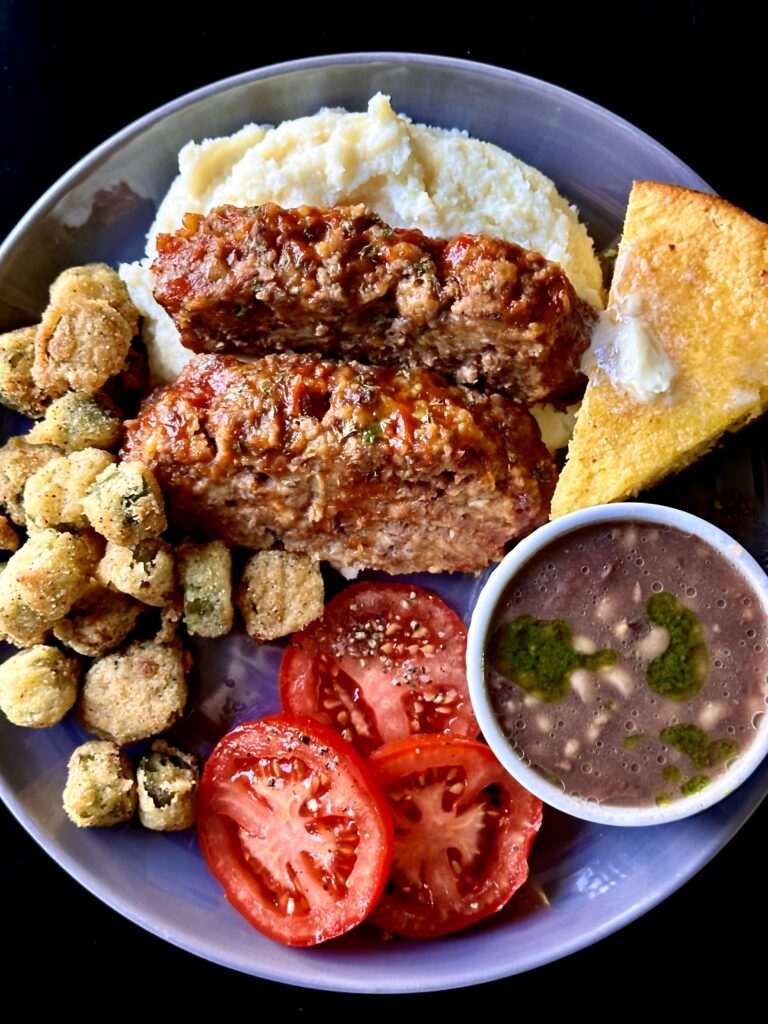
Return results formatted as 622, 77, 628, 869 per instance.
551, 182, 768, 517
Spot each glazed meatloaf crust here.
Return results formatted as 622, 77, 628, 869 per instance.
122, 353, 556, 575
153, 203, 595, 406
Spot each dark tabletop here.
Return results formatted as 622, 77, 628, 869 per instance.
1, 2, 765, 1009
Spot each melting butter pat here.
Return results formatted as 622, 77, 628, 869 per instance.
585, 298, 676, 402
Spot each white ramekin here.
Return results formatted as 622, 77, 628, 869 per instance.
466, 502, 768, 826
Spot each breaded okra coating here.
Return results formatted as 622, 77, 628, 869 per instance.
83, 460, 166, 546
34, 263, 139, 397
0, 645, 80, 727
24, 448, 115, 531
95, 538, 175, 607
6, 528, 99, 618
28, 392, 122, 452
137, 740, 199, 831
78, 637, 188, 745
0, 326, 49, 417
0, 437, 61, 527
53, 581, 142, 657
236, 549, 324, 641
178, 539, 233, 637
63, 740, 136, 827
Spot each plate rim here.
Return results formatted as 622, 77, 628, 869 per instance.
0, 50, 712, 262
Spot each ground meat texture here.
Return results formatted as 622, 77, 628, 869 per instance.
63, 740, 136, 828
78, 638, 188, 746
122, 353, 557, 575
153, 203, 595, 406
236, 549, 324, 641
0, 644, 80, 727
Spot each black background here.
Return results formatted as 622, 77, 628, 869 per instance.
1, 1, 765, 1008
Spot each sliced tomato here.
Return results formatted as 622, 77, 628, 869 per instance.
197, 714, 393, 946
280, 583, 478, 755
368, 734, 542, 938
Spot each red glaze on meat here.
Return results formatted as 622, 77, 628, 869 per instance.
153, 204, 595, 406
122, 353, 556, 575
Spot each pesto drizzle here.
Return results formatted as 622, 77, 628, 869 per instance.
488, 615, 617, 704
658, 722, 740, 800
644, 592, 708, 701
659, 723, 740, 770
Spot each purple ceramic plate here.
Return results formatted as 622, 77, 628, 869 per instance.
2, 53, 766, 993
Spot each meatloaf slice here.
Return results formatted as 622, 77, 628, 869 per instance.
122, 353, 556, 575
152, 203, 596, 406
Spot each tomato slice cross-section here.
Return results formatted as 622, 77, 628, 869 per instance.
280, 583, 478, 755
368, 734, 543, 938
197, 714, 393, 946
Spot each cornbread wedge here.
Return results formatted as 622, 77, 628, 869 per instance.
551, 181, 768, 517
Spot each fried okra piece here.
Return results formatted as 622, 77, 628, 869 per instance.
0, 514, 19, 552
63, 740, 136, 828
83, 461, 166, 546
0, 437, 61, 526
0, 326, 49, 417
0, 573, 56, 647
33, 264, 139, 397
27, 392, 121, 452
236, 550, 324, 642
53, 581, 142, 656
54, 263, 138, 324
24, 448, 115, 531
6, 528, 98, 619
0, 645, 80, 727
137, 740, 199, 831
178, 539, 233, 637
95, 538, 174, 607
78, 638, 188, 746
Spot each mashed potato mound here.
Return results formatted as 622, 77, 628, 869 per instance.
122, 94, 602, 384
